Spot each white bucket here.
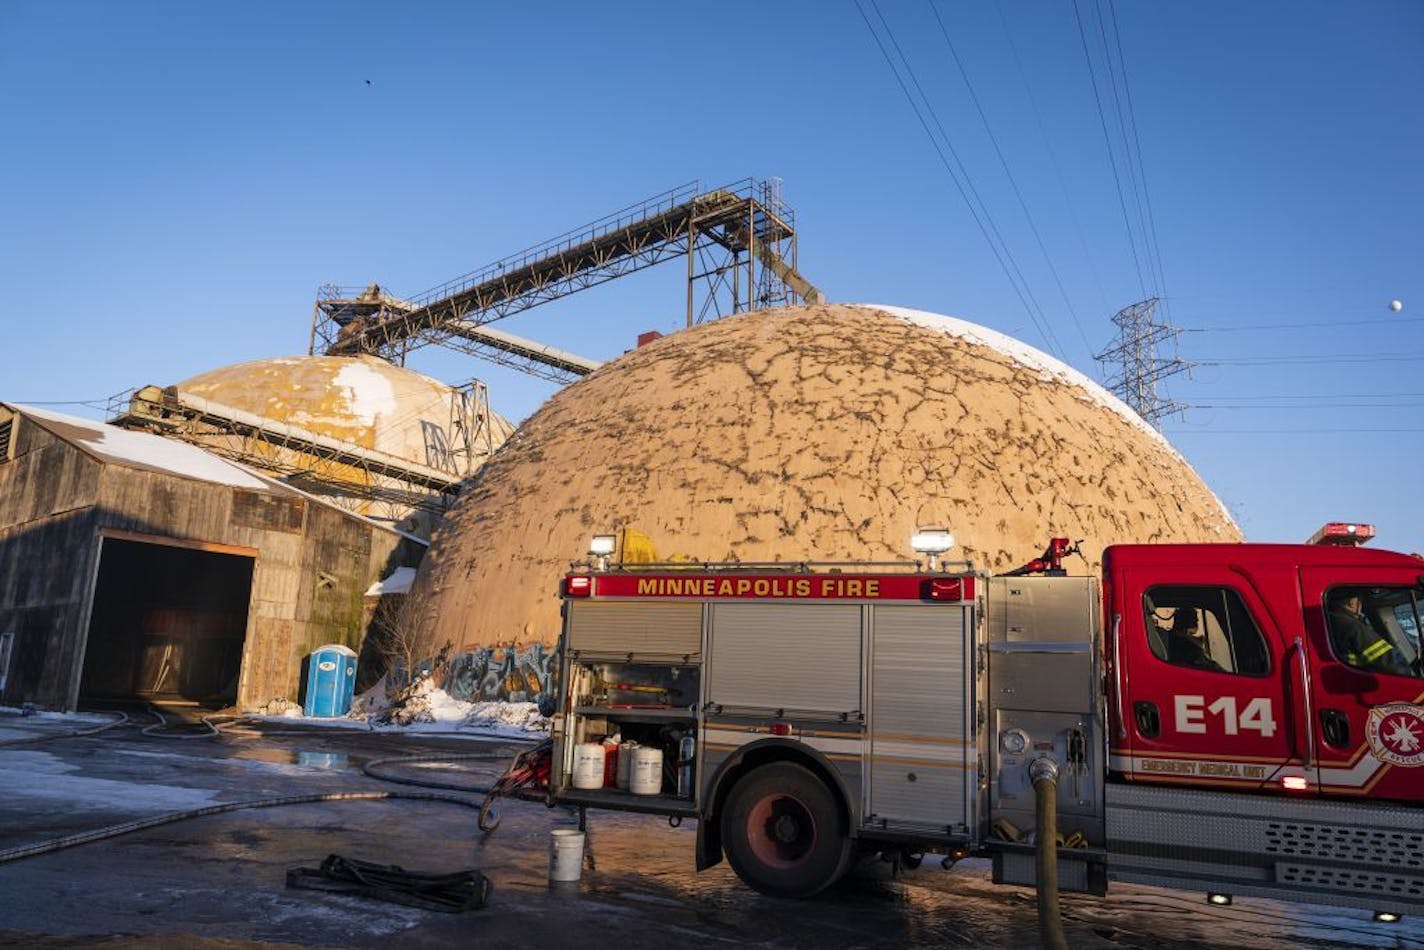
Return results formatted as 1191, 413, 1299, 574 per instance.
548, 828, 586, 883
629, 746, 663, 795
572, 742, 606, 789
616, 740, 638, 790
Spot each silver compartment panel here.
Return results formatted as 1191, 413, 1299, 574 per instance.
867, 605, 975, 834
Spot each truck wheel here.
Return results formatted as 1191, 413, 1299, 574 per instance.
720, 762, 850, 898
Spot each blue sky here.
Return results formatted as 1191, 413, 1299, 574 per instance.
3, 1, 1421, 552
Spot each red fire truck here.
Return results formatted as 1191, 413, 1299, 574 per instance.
546, 531, 1423, 917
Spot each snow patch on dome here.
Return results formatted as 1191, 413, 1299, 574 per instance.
861, 304, 1237, 532
333, 361, 397, 426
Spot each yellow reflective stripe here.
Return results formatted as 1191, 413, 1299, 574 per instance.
1361, 639, 1392, 661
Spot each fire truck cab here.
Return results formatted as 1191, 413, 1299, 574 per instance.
547, 537, 1423, 915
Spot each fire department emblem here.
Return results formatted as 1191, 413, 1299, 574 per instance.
1366, 703, 1424, 768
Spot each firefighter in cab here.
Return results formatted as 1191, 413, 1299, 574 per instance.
1327, 589, 1412, 676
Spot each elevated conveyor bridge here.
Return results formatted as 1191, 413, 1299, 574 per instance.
312, 178, 821, 381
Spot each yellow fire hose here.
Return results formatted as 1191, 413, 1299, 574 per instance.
1030, 757, 1068, 950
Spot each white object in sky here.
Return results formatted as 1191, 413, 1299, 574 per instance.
1389, 299, 1403, 312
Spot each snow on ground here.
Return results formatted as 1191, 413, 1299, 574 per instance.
364, 565, 416, 596
0, 706, 115, 725
246, 678, 549, 740
0, 749, 220, 812
1, 692, 546, 744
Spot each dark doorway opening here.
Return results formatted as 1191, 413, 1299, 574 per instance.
80, 538, 255, 706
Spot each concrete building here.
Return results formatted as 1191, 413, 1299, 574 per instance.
0, 403, 425, 712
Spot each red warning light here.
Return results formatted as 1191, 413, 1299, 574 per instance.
1306, 523, 1375, 547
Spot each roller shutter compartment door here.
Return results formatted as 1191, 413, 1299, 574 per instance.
869, 605, 974, 832
708, 603, 861, 715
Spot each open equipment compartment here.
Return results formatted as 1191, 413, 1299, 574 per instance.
554, 595, 705, 814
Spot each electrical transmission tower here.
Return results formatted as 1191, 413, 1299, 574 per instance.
1093, 298, 1191, 427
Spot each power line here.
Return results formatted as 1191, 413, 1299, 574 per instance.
1072, 0, 1148, 299
1170, 427, 1424, 434
1188, 391, 1424, 401
1104, 0, 1172, 314
994, 0, 1111, 319
854, 0, 1065, 359
1192, 401, 1424, 410
1197, 353, 1424, 366
866, 0, 1063, 358
1094, 0, 1153, 294
928, 0, 1093, 356
1182, 316, 1423, 332
9, 399, 109, 409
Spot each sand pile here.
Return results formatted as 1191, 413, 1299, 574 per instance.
416, 303, 1240, 651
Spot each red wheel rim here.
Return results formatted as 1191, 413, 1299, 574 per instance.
745, 791, 817, 869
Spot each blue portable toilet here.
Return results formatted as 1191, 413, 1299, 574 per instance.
303, 644, 358, 717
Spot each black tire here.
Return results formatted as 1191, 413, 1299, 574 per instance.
720, 761, 850, 898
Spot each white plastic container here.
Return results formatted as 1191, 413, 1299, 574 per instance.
616, 740, 639, 790
549, 829, 586, 882
572, 742, 606, 790
629, 745, 663, 795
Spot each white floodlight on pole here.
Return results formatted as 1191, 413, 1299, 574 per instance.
589, 534, 616, 571
910, 527, 954, 572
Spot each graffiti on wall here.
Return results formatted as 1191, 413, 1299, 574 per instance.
442, 643, 554, 703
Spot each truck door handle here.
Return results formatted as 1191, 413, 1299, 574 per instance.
1320, 709, 1350, 748
1133, 701, 1160, 739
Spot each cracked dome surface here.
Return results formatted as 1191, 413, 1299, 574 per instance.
418, 303, 1240, 649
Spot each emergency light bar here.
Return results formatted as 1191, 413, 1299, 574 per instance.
1306, 522, 1375, 547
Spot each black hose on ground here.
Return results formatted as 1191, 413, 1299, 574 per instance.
0, 790, 483, 865
1031, 757, 1068, 950
0, 709, 129, 747
362, 750, 520, 794
0, 707, 543, 864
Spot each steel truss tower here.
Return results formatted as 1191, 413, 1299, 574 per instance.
1093, 297, 1191, 427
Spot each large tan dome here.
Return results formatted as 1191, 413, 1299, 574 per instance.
418, 304, 1240, 649
175, 354, 516, 534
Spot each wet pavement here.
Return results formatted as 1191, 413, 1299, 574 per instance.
0, 709, 1419, 949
